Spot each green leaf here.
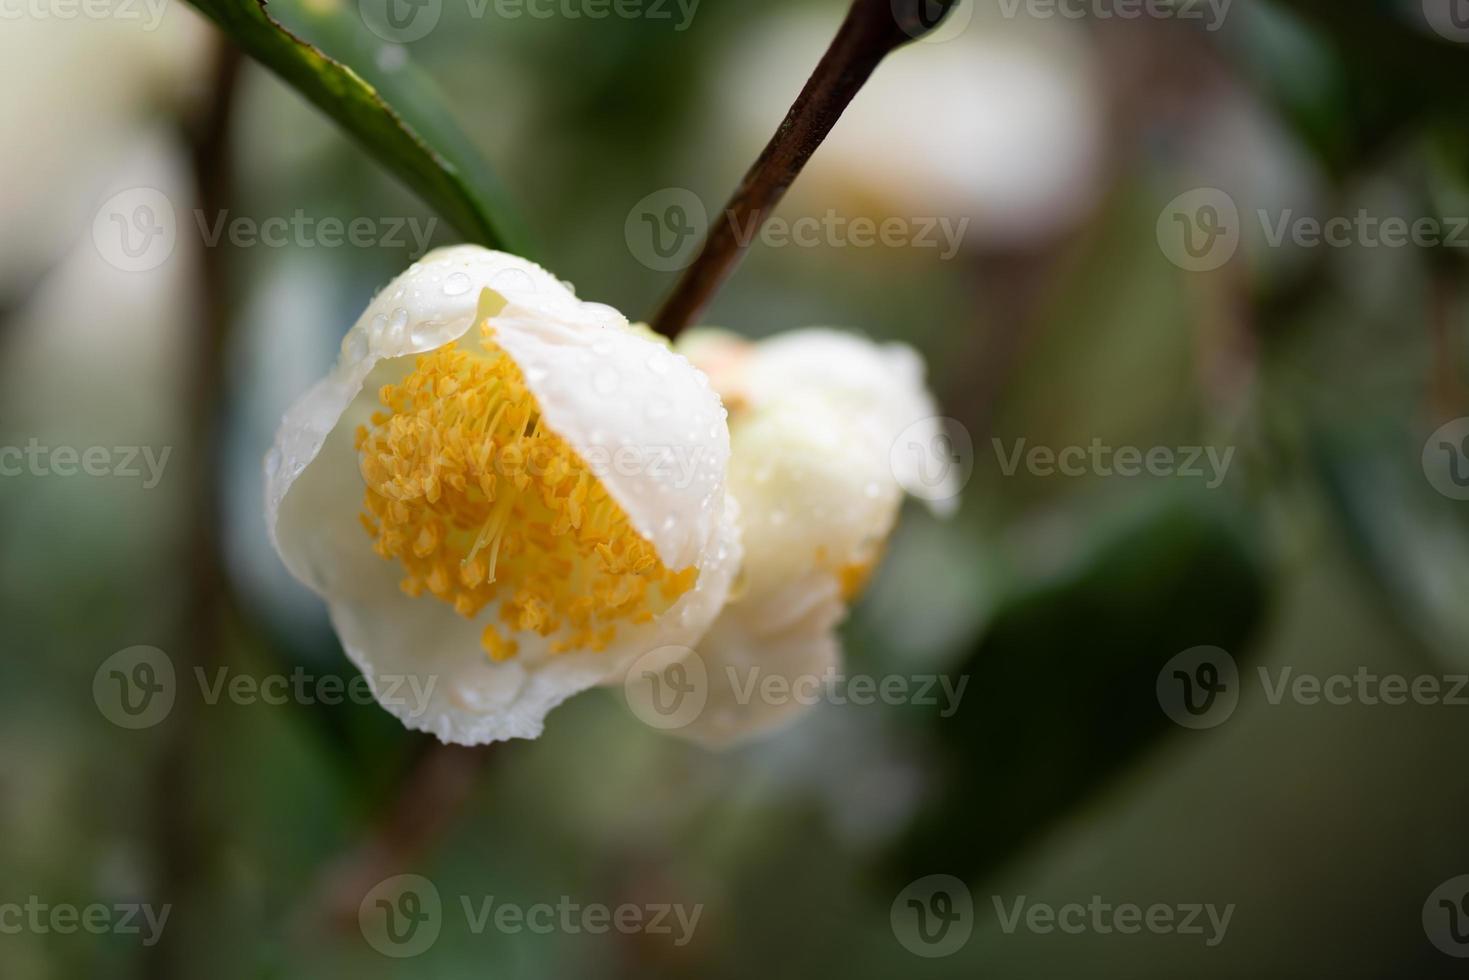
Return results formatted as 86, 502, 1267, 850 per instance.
896, 491, 1270, 884
186, 0, 530, 254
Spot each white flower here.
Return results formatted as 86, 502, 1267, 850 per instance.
266, 246, 739, 744
668, 328, 954, 745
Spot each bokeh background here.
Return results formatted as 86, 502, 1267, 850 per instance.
5, 0, 1469, 976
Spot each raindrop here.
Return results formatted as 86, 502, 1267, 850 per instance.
443, 272, 472, 296
410, 319, 444, 347
341, 329, 368, 363
367, 313, 389, 348
490, 268, 535, 293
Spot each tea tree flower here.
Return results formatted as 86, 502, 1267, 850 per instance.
670, 328, 954, 744
266, 246, 739, 744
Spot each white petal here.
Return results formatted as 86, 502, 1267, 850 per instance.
671, 576, 845, 747
326, 497, 741, 745
696, 327, 958, 515
728, 396, 900, 606
492, 315, 729, 571
265, 246, 738, 743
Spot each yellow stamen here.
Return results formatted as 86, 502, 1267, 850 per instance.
358, 327, 696, 660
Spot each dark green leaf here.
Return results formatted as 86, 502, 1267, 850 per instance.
186, 0, 530, 254
897, 492, 1270, 884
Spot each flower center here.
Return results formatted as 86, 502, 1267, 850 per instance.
356, 327, 697, 660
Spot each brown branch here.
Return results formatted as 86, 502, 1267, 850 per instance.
146, 33, 244, 980
649, 0, 958, 338
301, 741, 491, 932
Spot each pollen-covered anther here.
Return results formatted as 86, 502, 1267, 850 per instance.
356, 326, 699, 660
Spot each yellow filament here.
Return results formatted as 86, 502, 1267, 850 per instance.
356, 326, 697, 660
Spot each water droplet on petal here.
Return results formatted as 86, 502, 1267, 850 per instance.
489, 268, 535, 293
443, 272, 472, 296
367, 313, 389, 349
341, 329, 368, 363
410, 318, 444, 347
